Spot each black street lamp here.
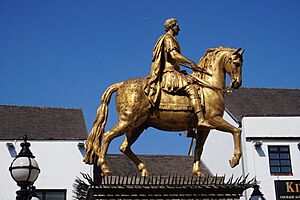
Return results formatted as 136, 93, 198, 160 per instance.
250, 184, 266, 200
9, 135, 41, 200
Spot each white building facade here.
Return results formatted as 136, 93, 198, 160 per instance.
0, 105, 92, 200
201, 88, 300, 200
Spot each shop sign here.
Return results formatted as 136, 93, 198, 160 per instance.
275, 180, 300, 200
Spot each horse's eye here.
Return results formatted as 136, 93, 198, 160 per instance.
233, 62, 241, 68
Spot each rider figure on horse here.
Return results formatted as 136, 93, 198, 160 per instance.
145, 18, 210, 128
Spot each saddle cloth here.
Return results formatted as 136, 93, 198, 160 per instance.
158, 90, 193, 111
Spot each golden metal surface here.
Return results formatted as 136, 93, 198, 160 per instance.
84, 18, 244, 176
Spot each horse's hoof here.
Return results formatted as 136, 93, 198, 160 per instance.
193, 170, 203, 177
102, 169, 112, 176
229, 157, 239, 168
101, 164, 112, 176
83, 156, 91, 164
192, 161, 202, 176
83, 157, 87, 164
141, 169, 149, 177
138, 163, 149, 177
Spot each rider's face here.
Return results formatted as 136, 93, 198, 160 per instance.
173, 24, 180, 36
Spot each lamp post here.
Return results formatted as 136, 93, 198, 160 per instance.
250, 184, 266, 200
9, 135, 40, 200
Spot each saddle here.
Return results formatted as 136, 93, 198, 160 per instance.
158, 90, 193, 111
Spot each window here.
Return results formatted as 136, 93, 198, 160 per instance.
268, 145, 292, 175
36, 189, 66, 200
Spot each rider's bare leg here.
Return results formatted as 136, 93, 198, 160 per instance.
185, 85, 211, 128
119, 127, 149, 177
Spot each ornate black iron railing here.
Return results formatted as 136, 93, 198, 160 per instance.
85, 174, 255, 200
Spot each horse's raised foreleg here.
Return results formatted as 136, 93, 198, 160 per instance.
98, 121, 129, 175
193, 128, 210, 176
119, 127, 149, 176
208, 116, 241, 168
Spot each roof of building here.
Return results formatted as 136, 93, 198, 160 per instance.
225, 87, 300, 121
0, 105, 88, 140
106, 154, 212, 176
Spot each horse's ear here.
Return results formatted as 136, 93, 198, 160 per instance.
234, 48, 244, 55
234, 48, 242, 55
240, 49, 245, 55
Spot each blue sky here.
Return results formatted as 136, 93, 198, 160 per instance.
1, 0, 299, 155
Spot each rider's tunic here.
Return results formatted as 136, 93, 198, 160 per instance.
145, 33, 189, 106
161, 34, 188, 93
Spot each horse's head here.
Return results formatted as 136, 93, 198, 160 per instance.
195, 47, 244, 92
225, 48, 244, 91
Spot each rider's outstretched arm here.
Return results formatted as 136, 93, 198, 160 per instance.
169, 49, 198, 70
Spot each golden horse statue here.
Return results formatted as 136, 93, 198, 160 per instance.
84, 46, 244, 176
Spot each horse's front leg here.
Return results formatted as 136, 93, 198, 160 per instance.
208, 116, 242, 168
193, 128, 210, 176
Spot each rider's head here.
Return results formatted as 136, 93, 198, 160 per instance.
164, 18, 179, 34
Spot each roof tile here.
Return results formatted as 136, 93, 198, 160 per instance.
0, 105, 87, 140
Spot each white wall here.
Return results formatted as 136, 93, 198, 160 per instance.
0, 140, 92, 200
242, 116, 300, 137
241, 117, 300, 200
203, 116, 300, 200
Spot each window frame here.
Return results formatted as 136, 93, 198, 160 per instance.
268, 145, 293, 176
35, 189, 67, 200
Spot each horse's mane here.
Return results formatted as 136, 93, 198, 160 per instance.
198, 46, 235, 70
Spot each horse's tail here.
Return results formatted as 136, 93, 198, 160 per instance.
84, 82, 124, 165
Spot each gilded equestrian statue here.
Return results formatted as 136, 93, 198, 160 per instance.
84, 18, 244, 176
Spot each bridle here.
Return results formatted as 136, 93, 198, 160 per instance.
189, 48, 243, 94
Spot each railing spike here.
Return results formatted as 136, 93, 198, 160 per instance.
122, 176, 128, 185
198, 176, 201, 185
247, 176, 256, 185
214, 174, 218, 184
206, 174, 210, 184
242, 173, 250, 184
118, 176, 122, 185
237, 175, 243, 184
126, 174, 129, 185
167, 174, 171, 185
171, 175, 175, 185
226, 174, 234, 185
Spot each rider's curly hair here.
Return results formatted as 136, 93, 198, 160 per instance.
164, 18, 178, 32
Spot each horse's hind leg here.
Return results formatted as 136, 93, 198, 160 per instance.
98, 120, 129, 175
119, 126, 149, 176
193, 128, 210, 176
208, 116, 241, 168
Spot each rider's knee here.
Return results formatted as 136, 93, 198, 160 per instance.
185, 85, 198, 98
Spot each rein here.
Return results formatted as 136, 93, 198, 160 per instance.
189, 73, 233, 94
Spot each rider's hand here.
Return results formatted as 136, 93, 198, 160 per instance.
190, 61, 198, 71
180, 70, 188, 75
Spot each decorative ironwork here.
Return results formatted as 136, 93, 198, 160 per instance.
87, 174, 255, 200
